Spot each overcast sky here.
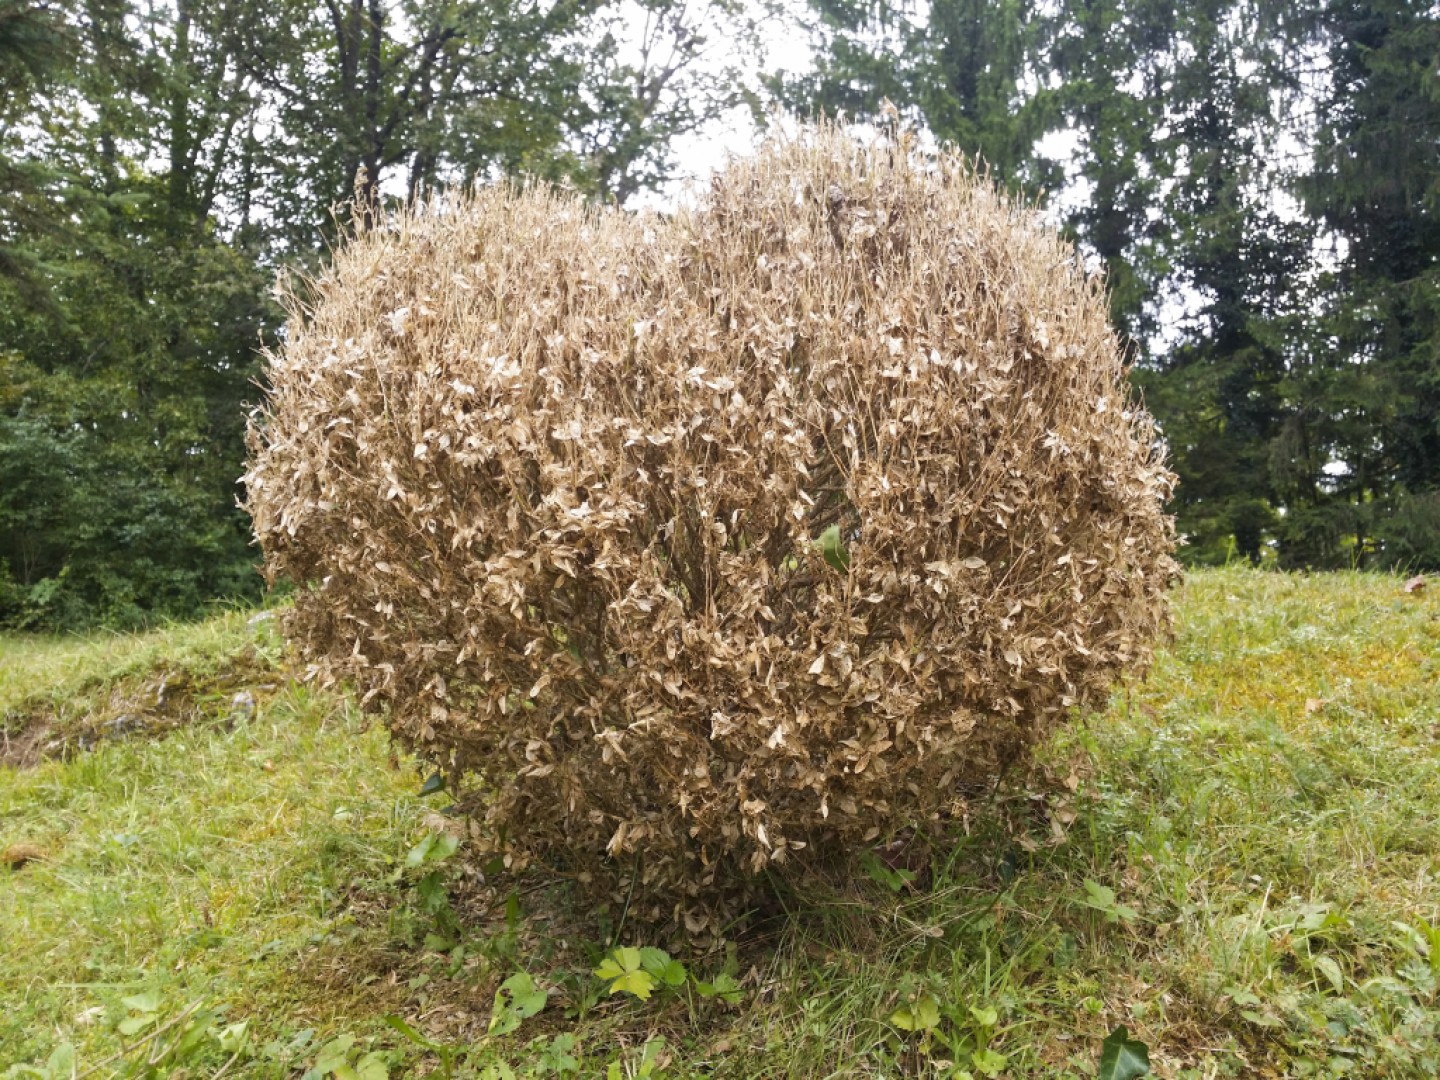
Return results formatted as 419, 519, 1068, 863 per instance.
627, 1, 817, 211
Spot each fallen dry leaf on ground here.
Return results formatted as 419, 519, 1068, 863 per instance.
2, 843, 48, 868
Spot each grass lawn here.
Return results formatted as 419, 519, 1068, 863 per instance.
2, 569, 1438, 1078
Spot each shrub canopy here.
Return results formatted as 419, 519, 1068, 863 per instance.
245, 124, 1178, 934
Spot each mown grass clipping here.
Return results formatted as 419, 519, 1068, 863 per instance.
244, 121, 1179, 936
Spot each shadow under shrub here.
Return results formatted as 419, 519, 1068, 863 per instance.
244, 123, 1178, 937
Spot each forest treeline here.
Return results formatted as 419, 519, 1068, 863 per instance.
1, 0, 1436, 628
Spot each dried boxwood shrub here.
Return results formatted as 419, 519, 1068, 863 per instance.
244, 124, 1178, 934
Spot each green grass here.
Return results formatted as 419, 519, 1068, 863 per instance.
0, 608, 281, 714
2, 569, 1438, 1078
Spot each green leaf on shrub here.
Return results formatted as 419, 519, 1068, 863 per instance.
595, 946, 640, 980
817, 524, 850, 572
418, 772, 445, 796
1098, 1025, 1150, 1080
595, 947, 658, 1000
609, 969, 657, 1000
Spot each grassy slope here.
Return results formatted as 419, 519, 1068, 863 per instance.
0, 610, 281, 723
1, 569, 1438, 1078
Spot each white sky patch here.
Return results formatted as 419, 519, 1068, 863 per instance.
628, 0, 818, 211
1034, 125, 1086, 228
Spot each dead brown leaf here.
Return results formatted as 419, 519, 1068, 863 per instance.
2, 843, 48, 868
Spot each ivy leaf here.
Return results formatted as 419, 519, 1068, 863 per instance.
1097, 1025, 1151, 1080
418, 772, 445, 796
